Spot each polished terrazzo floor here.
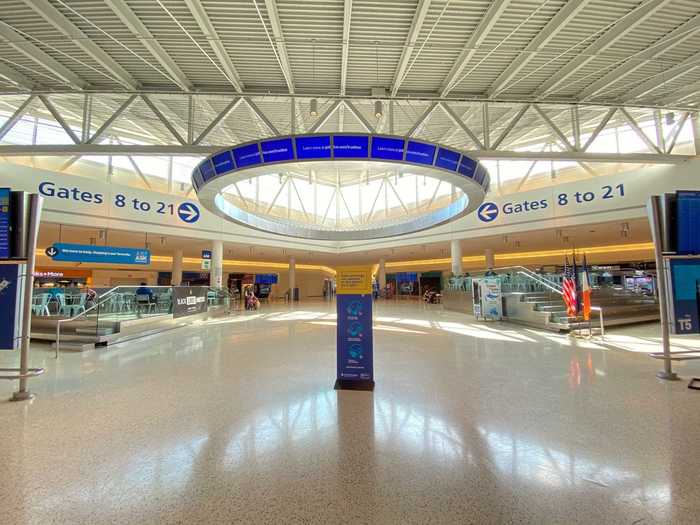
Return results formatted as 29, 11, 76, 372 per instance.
1, 301, 700, 524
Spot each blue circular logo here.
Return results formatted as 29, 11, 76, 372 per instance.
177, 202, 200, 223
346, 301, 362, 316
477, 202, 499, 222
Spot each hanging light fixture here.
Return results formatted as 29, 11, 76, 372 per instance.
374, 100, 383, 119
310, 98, 318, 117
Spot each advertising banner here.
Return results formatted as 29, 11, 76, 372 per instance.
46, 243, 150, 265
480, 277, 503, 320
669, 259, 700, 334
0, 262, 23, 350
172, 286, 208, 319
336, 293, 374, 387
335, 266, 374, 390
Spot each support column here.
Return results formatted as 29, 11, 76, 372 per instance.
378, 258, 386, 293
289, 257, 296, 303
691, 112, 700, 156
484, 248, 495, 270
172, 249, 183, 286
450, 240, 462, 275
210, 240, 223, 288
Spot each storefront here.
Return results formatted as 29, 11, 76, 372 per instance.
34, 268, 92, 288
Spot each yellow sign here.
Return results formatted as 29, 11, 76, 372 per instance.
335, 265, 373, 295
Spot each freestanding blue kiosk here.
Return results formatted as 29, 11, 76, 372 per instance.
335, 266, 375, 391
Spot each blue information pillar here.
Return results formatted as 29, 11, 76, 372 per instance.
335, 266, 375, 391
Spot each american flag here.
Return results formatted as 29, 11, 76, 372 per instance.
562, 256, 578, 318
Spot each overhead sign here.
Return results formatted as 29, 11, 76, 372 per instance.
201, 259, 211, 270
177, 202, 200, 223
0, 188, 9, 259
477, 202, 499, 222
47, 243, 150, 265
173, 286, 208, 319
201, 249, 211, 259
336, 266, 373, 295
255, 273, 278, 284
395, 272, 417, 282
676, 190, 700, 255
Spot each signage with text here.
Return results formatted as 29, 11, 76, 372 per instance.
0, 188, 9, 259
47, 243, 150, 265
172, 286, 208, 318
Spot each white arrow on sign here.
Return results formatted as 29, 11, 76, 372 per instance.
177, 203, 200, 223
477, 202, 499, 222
45, 246, 58, 257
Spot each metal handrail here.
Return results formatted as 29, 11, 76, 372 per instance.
487, 265, 565, 295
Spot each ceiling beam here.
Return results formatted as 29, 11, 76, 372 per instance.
535, 0, 671, 98
659, 79, 700, 105
578, 14, 700, 101
440, 0, 511, 97
391, 0, 431, 97
38, 95, 80, 144
623, 51, 700, 102
487, 0, 591, 98
105, 0, 192, 91
0, 22, 89, 89
263, 0, 295, 94
340, 0, 353, 96
184, 0, 244, 92
0, 62, 34, 90
23, 0, 139, 90
0, 95, 35, 141
0, 144, 689, 164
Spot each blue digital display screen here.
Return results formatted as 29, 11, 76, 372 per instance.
233, 143, 262, 168
435, 147, 460, 171
199, 159, 216, 181
255, 273, 278, 284
371, 136, 405, 160
211, 150, 234, 174
0, 187, 9, 259
473, 165, 487, 186
395, 272, 417, 282
677, 190, 700, 255
192, 170, 204, 190
296, 135, 332, 159
405, 141, 436, 165
261, 137, 294, 162
333, 135, 369, 158
458, 155, 477, 178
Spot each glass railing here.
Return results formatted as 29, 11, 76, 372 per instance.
48, 285, 235, 357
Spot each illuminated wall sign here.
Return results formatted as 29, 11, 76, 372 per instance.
211, 150, 234, 175
233, 143, 262, 168
296, 135, 331, 159
333, 135, 369, 158
435, 147, 460, 171
261, 137, 294, 163
458, 156, 477, 178
405, 141, 436, 165
199, 159, 216, 181
371, 136, 405, 160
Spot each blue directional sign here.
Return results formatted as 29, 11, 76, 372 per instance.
48, 243, 150, 265
477, 202, 499, 222
178, 202, 200, 223
0, 188, 9, 259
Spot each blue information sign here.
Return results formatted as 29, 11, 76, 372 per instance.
371, 136, 405, 160
669, 259, 700, 334
201, 249, 211, 260
677, 190, 700, 255
405, 141, 436, 165
261, 137, 294, 162
233, 143, 262, 168
296, 135, 331, 159
0, 188, 9, 259
211, 150, 235, 175
0, 263, 21, 350
435, 147, 460, 171
337, 294, 373, 384
395, 272, 417, 282
333, 135, 369, 158
48, 243, 151, 265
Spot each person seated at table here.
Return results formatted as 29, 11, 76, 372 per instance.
135, 282, 153, 300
